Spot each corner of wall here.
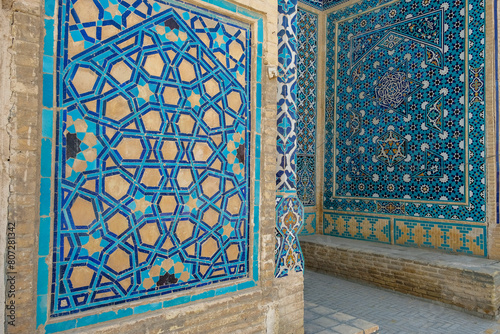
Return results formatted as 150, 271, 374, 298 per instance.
486, 0, 500, 259
0, 3, 12, 333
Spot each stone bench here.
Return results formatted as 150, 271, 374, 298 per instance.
300, 234, 500, 319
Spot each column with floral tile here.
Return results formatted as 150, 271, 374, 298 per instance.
275, 0, 305, 278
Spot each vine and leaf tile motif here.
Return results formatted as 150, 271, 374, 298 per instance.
276, 0, 305, 278
277, 0, 298, 192
296, 8, 318, 206
324, 0, 486, 222
275, 196, 305, 278
52, 0, 252, 316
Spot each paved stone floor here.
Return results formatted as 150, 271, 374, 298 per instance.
304, 270, 500, 334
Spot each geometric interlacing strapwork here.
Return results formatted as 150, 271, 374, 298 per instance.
324, 0, 486, 222
53, 0, 250, 316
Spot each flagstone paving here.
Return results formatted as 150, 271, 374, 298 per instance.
304, 270, 500, 334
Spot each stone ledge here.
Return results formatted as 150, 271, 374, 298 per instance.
300, 235, 500, 319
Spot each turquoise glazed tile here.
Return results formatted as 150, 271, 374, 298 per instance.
237, 280, 256, 290
43, 55, 54, 74
45, 0, 55, 17
39, 178, 50, 216
37, 257, 49, 294
38, 0, 263, 330
45, 319, 77, 333
42, 74, 53, 108
42, 109, 53, 138
40, 139, 52, 177
191, 290, 216, 302
36, 295, 48, 328
43, 19, 54, 56
38, 218, 51, 256
323, 0, 486, 223
163, 295, 191, 308
133, 302, 162, 315
215, 284, 238, 296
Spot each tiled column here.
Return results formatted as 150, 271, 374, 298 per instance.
275, 0, 304, 278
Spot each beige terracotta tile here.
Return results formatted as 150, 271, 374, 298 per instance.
69, 266, 94, 289
70, 196, 96, 227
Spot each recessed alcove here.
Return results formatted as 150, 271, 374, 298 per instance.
295, 0, 498, 315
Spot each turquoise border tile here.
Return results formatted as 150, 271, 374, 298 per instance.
44, 20, 54, 57
256, 84, 261, 108
163, 295, 191, 308
253, 206, 260, 233
42, 109, 53, 138
255, 107, 261, 133
134, 302, 162, 315
39, 178, 51, 216
254, 180, 260, 205
38, 218, 51, 256
255, 158, 261, 180
208, 0, 237, 12
237, 280, 255, 291
255, 134, 261, 158
257, 19, 263, 42
42, 74, 53, 108
40, 139, 52, 178
215, 284, 238, 296
237, 7, 262, 19
191, 289, 216, 302
36, 295, 48, 328
43, 56, 54, 74
45, 319, 77, 333
45, 0, 55, 17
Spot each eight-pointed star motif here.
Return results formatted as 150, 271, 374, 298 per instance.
374, 61, 421, 115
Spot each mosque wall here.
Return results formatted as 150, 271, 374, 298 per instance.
295, 0, 498, 258
296, 5, 319, 236
2, 0, 305, 332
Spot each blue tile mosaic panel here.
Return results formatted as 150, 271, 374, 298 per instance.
298, 0, 390, 12
275, 196, 305, 277
277, 0, 298, 191
297, 155, 315, 206
323, 212, 390, 243
276, 0, 305, 279
299, 212, 316, 235
50, 0, 254, 317
297, 8, 317, 156
324, 0, 486, 222
394, 219, 486, 256
296, 8, 318, 207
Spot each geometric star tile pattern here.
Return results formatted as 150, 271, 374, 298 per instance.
324, 0, 486, 223
296, 8, 318, 207
52, 0, 251, 316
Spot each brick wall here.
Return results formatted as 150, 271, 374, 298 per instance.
302, 235, 500, 319
2, 0, 43, 333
